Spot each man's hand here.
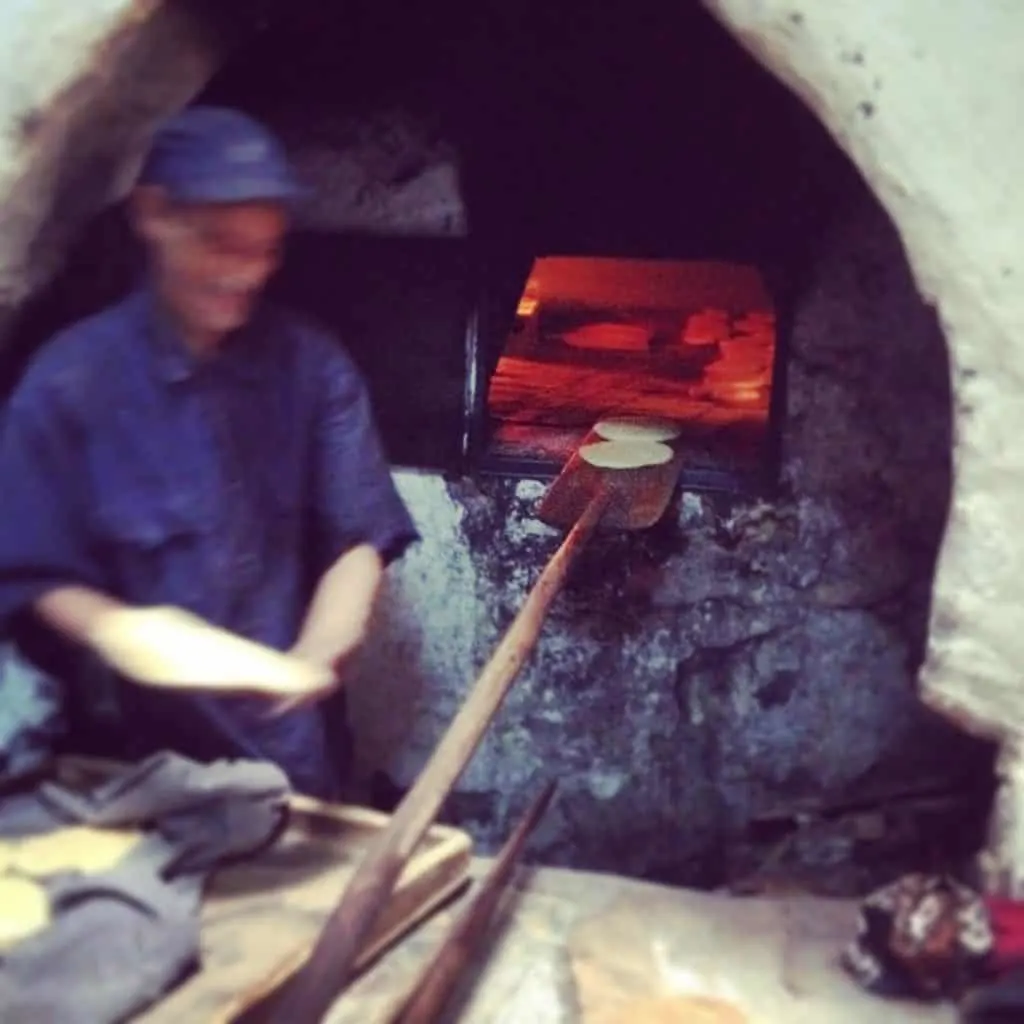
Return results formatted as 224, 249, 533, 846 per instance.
267, 544, 383, 717
266, 639, 358, 717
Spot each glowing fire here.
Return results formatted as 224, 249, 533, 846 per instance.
489, 257, 777, 461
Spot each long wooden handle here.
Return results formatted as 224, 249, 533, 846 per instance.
393, 780, 557, 1024
269, 490, 609, 1022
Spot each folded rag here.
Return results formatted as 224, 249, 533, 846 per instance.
36, 752, 291, 876
0, 837, 202, 1023
0, 752, 292, 1022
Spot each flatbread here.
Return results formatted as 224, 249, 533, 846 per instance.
563, 323, 653, 351
88, 606, 333, 697
0, 875, 51, 949
601, 995, 747, 1023
0, 826, 141, 878
579, 440, 674, 470
594, 417, 681, 443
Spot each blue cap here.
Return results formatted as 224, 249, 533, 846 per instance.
137, 106, 303, 205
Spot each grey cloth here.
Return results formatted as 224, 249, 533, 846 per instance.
0, 752, 292, 1022
35, 752, 291, 876
0, 838, 202, 1024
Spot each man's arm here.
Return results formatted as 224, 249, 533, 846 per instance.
298, 329, 419, 684
290, 543, 383, 671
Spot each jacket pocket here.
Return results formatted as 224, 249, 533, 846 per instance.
91, 492, 206, 607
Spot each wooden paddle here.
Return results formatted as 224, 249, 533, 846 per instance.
389, 780, 557, 1024
537, 429, 686, 532
267, 435, 685, 1022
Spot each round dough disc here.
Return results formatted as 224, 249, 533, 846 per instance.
579, 439, 674, 470
593, 417, 682, 443
604, 995, 747, 1023
0, 875, 51, 949
3, 826, 140, 878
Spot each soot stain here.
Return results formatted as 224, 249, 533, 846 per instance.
757, 669, 799, 709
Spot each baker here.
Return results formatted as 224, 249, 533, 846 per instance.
0, 106, 419, 800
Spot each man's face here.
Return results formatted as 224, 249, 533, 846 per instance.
137, 194, 289, 343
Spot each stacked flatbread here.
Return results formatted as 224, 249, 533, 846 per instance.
701, 310, 775, 405
580, 417, 681, 470
593, 417, 681, 444
580, 440, 674, 470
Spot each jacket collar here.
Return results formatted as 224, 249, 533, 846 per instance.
131, 285, 266, 385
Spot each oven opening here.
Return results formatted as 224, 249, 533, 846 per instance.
479, 256, 781, 492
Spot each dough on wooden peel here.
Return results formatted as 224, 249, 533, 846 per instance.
0, 826, 140, 878
579, 440, 674, 470
87, 606, 333, 697
593, 417, 682, 443
0, 875, 51, 949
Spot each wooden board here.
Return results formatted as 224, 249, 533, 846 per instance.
568, 894, 755, 1023
536, 428, 686, 531
51, 759, 473, 1024
563, 887, 956, 1024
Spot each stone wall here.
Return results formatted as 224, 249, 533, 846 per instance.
347, 172, 990, 883
699, 0, 1024, 892
697, 0, 1024, 737
194, 9, 466, 236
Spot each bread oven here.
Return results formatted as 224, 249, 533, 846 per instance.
0, 0, 995, 891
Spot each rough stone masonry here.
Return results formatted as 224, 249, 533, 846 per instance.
700, 0, 1024, 892
350, 177, 981, 882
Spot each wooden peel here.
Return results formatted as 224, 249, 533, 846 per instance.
268, 434, 685, 1023
391, 781, 557, 1024
265, 499, 605, 1022
538, 428, 686, 532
